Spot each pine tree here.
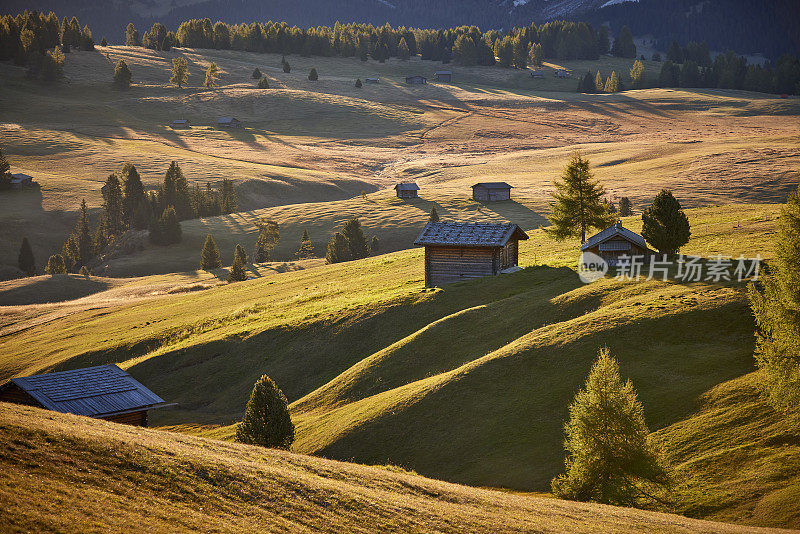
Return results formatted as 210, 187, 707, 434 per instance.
101, 174, 125, 237
296, 229, 314, 259
429, 205, 440, 222
235, 375, 295, 449
748, 182, 800, 412
618, 197, 633, 217
598, 25, 610, 55
611, 26, 636, 59
397, 37, 410, 60
528, 42, 543, 67
125, 23, 139, 46
341, 218, 370, 260
355, 78, 362, 88
113, 59, 132, 90
75, 199, 94, 268
578, 71, 595, 93
45, 254, 66, 275
595, 71, 604, 92
252, 67, 261, 79
100, 37, 107, 47
604, 71, 619, 93
551, 348, 669, 506
281, 56, 290, 73
666, 40, 684, 64
220, 178, 237, 214
121, 163, 145, 229
630, 60, 645, 89
308, 67, 318, 81
228, 244, 248, 282
325, 232, 350, 264
204, 61, 219, 88
546, 154, 616, 242
257, 76, 269, 89
254, 219, 279, 262
170, 57, 188, 88
161, 162, 192, 220
200, 234, 221, 269
18, 237, 36, 276
641, 190, 691, 254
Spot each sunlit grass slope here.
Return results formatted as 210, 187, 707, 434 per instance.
2, 404, 780, 534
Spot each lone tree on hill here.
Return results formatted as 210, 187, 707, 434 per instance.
170, 57, 188, 88
296, 229, 314, 259
551, 348, 669, 506
258, 77, 269, 89
251, 67, 261, 79
113, 59, 132, 90
641, 190, 690, 254
228, 244, 248, 282
45, 254, 66, 275
281, 56, 290, 73
200, 234, 221, 269
308, 67, 318, 81
235, 375, 295, 449
618, 197, 633, 217
429, 205, 440, 222
355, 78, 362, 88
546, 153, 616, 243
748, 181, 800, 412
18, 237, 36, 276
254, 219, 279, 262
204, 62, 219, 88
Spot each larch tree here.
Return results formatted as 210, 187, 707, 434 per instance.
640, 190, 690, 254
748, 182, 800, 412
254, 219, 279, 262
113, 59, 132, 89
397, 37, 410, 60
630, 60, 645, 89
296, 229, 314, 260
235, 375, 295, 449
551, 348, 669, 506
45, 254, 67, 275
200, 234, 221, 269
546, 153, 616, 243
204, 61, 219, 88
228, 243, 248, 282
604, 71, 620, 93
528, 42, 543, 67
595, 71, 604, 92
170, 57, 188, 88
18, 237, 36, 276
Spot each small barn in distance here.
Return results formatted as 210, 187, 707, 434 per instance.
405, 75, 427, 85
365, 77, 380, 84
581, 221, 653, 267
171, 119, 190, 129
394, 182, 420, 199
415, 222, 529, 287
530, 70, 545, 78
472, 182, 513, 202
434, 70, 452, 82
0, 364, 166, 427
217, 117, 242, 128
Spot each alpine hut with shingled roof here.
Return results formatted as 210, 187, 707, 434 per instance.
415, 222, 528, 287
472, 182, 513, 202
0, 364, 166, 426
580, 221, 653, 267
394, 182, 420, 199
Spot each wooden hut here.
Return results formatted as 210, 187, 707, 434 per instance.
171, 119, 190, 129
472, 182, 513, 202
394, 182, 420, 199
434, 71, 452, 82
10, 173, 33, 189
415, 222, 529, 287
0, 364, 166, 426
555, 69, 570, 78
217, 117, 242, 128
365, 77, 380, 84
405, 75, 427, 85
530, 70, 545, 78
581, 221, 652, 267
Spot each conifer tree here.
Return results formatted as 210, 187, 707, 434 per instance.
604, 71, 619, 93
79, 265, 90, 277
325, 232, 350, 264
18, 237, 36, 276
161, 162, 192, 220
125, 23, 139, 46
45, 254, 66, 275
371, 235, 380, 253
204, 61, 219, 88
281, 56, 290, 73
254, 219, 279, 262
429, 205, 440, 222
611, 26, 636, 58
748, 182, 800, 412
235, 375, 295, 449
113, 59, 132, 89
170, 57, 188, 88
546, 154, 616, 242
101, 174, 125, 237
308, 67, 318, 81
528, 42, 543, 67
220, 178, 237, 214
100, 37, 107, 47
228, 244, 248, 282
0, 147, 11, 191
598, 25, 610, 55
341, 218, 370, 260
252, 67, 261, 79
200, 234, 221, 269
641, 190, 690, 254
595, 71, 604, 92
355, 78, 362, 88
578, 71, 595, 93
121, 163, 146, 229
93, 221, 108, 255
618, 197, 633, 217
398, 37, 410, 60
630, 60, 645, 89
75, 199, 94, 268
551, 348, 669, 506
296, 229, 314, 259
257, 76, 269, 89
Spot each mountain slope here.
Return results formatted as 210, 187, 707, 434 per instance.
0, 402, 787, 533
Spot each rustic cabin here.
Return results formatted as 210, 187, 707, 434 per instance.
530, 70, 545, 78
217, 117, 242, 128
581, 221, 653, 267
10, 173, 33, 189
171, 119, 190, 129
555, 69, 569, 78
0, 364, 166, 426
405, 75, 427, 85
415, 222, 529, 287
472, 182, 513, 202
365, 77, 380, 84
434, 71, 452, 82
394, 182, 420, 199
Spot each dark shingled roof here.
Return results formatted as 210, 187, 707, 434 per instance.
415, 222, 529, 247
217, 117, 239, 123
1, 364, 165, 418
394, 182, 420, 191
472, 182, 513, 190
581, 222, 649, 251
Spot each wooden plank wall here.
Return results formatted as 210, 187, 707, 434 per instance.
426, 246, 498, 287
0, 384, 41, 407
103, 411, 148, 427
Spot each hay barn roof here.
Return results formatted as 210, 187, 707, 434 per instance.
394, 183, 420, 191
472, 182, 513, 190
581, 222, 649, 251
1, 364, 165, 418
415, 222, 528, 247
